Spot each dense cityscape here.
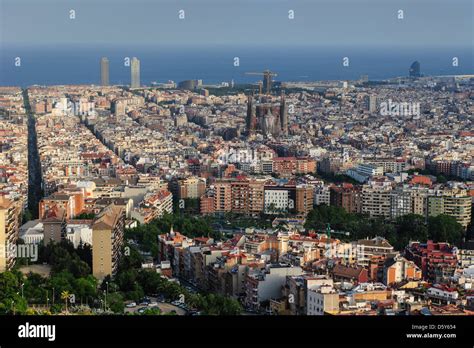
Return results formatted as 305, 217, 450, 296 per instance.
0, 56, 472, 318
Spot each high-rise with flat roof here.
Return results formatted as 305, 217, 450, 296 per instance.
100, 57, 110, 86
131, 57, 140, 88
92, 204, 125, 280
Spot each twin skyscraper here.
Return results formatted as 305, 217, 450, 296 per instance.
100, 57, 140, 88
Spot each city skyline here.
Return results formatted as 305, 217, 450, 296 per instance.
0, 1, 472, 344
2, 46, 472, 87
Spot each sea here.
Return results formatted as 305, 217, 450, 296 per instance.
0, 44, 472, 87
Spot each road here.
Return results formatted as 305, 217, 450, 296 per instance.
23, 89, 43, 218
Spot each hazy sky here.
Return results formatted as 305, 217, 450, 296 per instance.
1, 0, 473, 47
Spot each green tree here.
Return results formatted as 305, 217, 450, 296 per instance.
75, 276, 97, 304
436, 175, 447, 184
428, 214, 464, 245
141, 307, 161, 315
395, 214, 428, 249
22, 209, 33, 224
107, 292, 125, 314
60, 290, 70, 313
23, 273, 47, 304
0, 271, 28, 314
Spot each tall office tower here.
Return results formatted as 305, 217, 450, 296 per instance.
100, 57, 110, 86
92, 204, 125, 280
131, 57, 141, 88
280, 92, 288, 135
409, 61, 421, 78
0, 197, 19, 272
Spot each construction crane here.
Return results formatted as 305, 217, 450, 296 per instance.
245, 70, 278, 95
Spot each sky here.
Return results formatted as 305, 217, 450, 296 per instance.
1, 0, 473, 47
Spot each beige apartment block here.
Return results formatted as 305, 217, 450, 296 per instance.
0, 197, 19, 272
92, 204, 125, 280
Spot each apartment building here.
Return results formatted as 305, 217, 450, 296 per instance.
361, 181, 392, 218
92, 204, 125, 280
42, 205, 67, 245
330, 184, 362, 214
314, 185, 331, 206
248, 180, 265, 214
131, 189, 173, 224
200, 196, 215, 215
213, 181, 232, 212
231, 179, 250, 213
178, 176, 206, 199
406, 241, 457, 283
346, 163, 384, 183
410, 187, 429, 217
263, 184, 297, 215
295, 184, 314, 215
283, 275, 334, 315
383, 255, 422, 285
307, 284, 339, 315
272, 157, 297, 176
264, 186, 295, 214
244, 264, 304, 311
39, 192, 81, 220
0, 197, 19, 272
354, 237, 394, 267
366, 158, 406, 174
427, 188, 471, 229
390, 188, 413, 219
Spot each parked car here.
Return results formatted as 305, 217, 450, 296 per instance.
126, 302, 137, 308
